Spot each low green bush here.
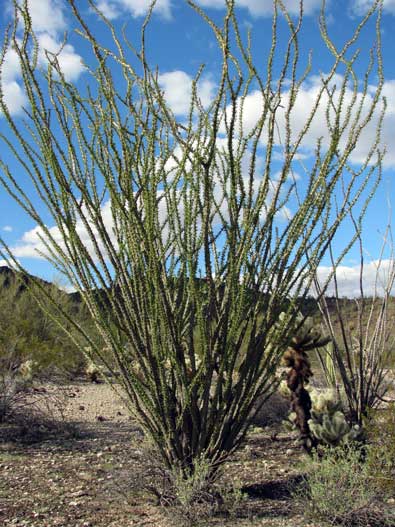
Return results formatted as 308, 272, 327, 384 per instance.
365, 403, 395, 498
0, 357, 30, 422
296, 445, 390, 526
127, 438, 246, 526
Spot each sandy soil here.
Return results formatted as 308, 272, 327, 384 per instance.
0, 380, 393, 527
58, 382, 131, 423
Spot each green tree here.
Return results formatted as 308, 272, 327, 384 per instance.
0, 0, 385, 481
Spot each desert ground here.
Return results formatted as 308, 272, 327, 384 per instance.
0, 380, 323, 527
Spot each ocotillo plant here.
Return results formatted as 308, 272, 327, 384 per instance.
314, 219, 395, 427
0, 0, 385, 480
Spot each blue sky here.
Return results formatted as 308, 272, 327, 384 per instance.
0, 0, 394, 296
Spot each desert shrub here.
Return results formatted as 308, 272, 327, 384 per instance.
0, 349, 31, 422
133, 442, 222, 506
297, 445, 385, 527
0, 274, 99, 421
0, 350, 74, 439
0, 0, 385, 483
365, 403, 395, 498
0, 381, 80, 442
128, 440, 245, 526
314, 226, 395, 427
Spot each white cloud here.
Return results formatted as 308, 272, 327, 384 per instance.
11, 201, 116, 260
10, 142, 292, 264
0, 47, 27, 115
37, 34, 85, 82
94, 0, 326, 20
1, 1, 84, 116
93, 0, 395, 20
94, 0, 172, 19
1, 47, 21, 85
195, 0, 323, 17
272, 151, 311, 162
158, 70, 216, 116
2, 80, 28, 116
316, 259, 395, 297
161, 136, 293, 226
222, 76, 395, 168
273, 170, 301, 182
382, 0, 395, 12
23, 0, 67, 36
351, 0, 395, 15
15, 221, 394, 299
0, 258, 19, 268
2, 226, 13, 232
12, 225, 60, 259
58, 283, 78, 293
95, 0, 121, 19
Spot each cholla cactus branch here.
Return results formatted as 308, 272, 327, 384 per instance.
282, 315, 330, 451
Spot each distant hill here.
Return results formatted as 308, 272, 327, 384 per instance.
1, 265, 394, 343
0, 266, 85, 317
0, 265, 56, 293
1, 265, 394, 373
0, 264, 377, 310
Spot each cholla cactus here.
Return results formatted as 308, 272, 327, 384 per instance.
281, 312, 330, 452
308, 389, 362, 446
309, 388, 339, 413
288, 315, 330, 352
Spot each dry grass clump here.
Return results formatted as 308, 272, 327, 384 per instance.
295, 445, 393, 527
122, 439, 246, 526
365, 402, 395, 498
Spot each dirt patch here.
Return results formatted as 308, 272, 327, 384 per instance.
0, 381, 161, 527
0, 381, 391, 527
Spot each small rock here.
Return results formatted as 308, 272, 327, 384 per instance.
79, 405, 85, 411
70, 490, 87, 498
96, 415, 106, 421
33, 386, 47, 393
